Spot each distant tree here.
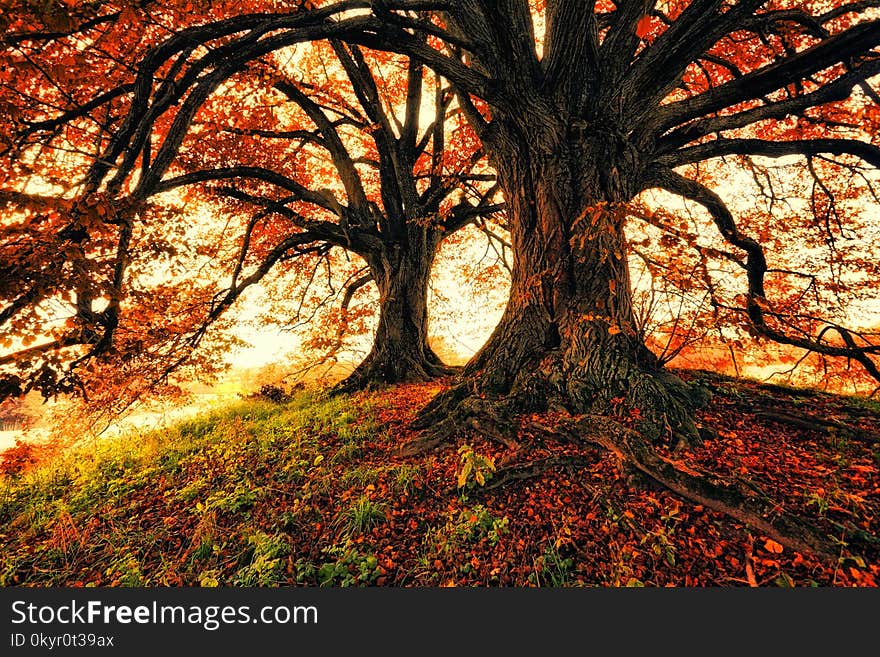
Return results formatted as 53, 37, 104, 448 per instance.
0, 7, 499, 401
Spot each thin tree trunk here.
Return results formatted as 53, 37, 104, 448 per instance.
336, 226, 451, 391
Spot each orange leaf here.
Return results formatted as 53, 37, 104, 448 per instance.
764, 538, 784, 554
636, 15, 652, 39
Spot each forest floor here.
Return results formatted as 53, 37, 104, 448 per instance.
1, 369, 877, 587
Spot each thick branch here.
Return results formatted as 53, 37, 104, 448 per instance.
653, 20, 880, 134
659, 138, 880, 170
274, 79, 371, 213
658, 58, 880, 150
649, 167, 880, 380
626, 0, 765, 117
0, 335, 82, 367
154, 167, 339, 212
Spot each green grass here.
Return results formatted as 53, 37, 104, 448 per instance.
0, 390, 380, 586
334, 496, 387, 537
528, 545, 575, 587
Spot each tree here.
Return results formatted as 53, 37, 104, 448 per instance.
152, 39, 501, 391
0, 4, 500, 400
404, 1, 880, 449
4, 1, 880, 555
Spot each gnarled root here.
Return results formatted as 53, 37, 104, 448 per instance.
401, 390, 522, 455
404, 361, 840, 560
533, 414, 838, 560
405, 362, 708, 454
479, 455, 595, 492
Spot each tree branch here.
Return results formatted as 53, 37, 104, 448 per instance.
652, 19, 880, 135
658, 138, 880, 170
647, 166, 880, 381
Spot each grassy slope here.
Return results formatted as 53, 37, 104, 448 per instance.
1, 371, 878, 587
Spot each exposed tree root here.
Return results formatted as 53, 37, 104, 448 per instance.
404, 362, 849, 560
410, 361, 711, 451
826, 519, 880, 550
480, 455, 595, 492
754, 407, 879, 445
454, 453, 652, 540
407, 396, 841, 559
529, 414, 838, 560
402, 388, 524, 455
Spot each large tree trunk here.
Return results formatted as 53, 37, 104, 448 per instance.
336, 226, 451, 392
415, 108, 704, 446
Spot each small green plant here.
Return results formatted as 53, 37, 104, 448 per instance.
104, 553, 143, 587
605, 540, 643, 587
805, 490, 830, 516
838, 554, 867, 569
191, 537, 215, 562
292, 558, 317, 584
643, 529, 677, 567
418, 504, 509, 577
805, 487, 863, 518
198, 569, 221, 587
391, 463, 421, 496
203, 483, 258, 514
335, 496, 387, 537
230, 532, 290, 586
528, 545, 575, 587
315, 544, 380, 587
774, 572, 795, 587
454, 505, 509, 545
275, 458, 308, 485
419, 526, 456, 567
176, 479, 209, 503
641, 505, 680, 567
456, 444, 495, 490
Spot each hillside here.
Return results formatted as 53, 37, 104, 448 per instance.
1, 370, 877, 587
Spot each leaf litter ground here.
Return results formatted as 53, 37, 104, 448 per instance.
0, 369, 877, 587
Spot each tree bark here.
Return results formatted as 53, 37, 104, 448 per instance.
414, 106, 705, 446
336, 225, 451, 392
